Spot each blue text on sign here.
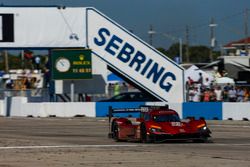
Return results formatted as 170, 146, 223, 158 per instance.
94, 27, 176, 92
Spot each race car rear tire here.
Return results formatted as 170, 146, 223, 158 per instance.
113, 122, 120, 141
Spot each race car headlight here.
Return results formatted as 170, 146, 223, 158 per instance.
197, 124, 208, 130
197, 123, 206, 128
202, 126, 207, 130
149, 125, 163, 133
198, 125, 208, 132
150, 128, 163, 132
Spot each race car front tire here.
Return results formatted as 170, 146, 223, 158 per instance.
140, 124, 153, 143
193, 137, 209, 143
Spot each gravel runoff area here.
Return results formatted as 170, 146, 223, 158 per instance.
0, 117, 250, 167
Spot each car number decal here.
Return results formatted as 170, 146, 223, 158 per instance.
171, 122, 181, 126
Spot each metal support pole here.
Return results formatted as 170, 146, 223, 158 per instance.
209, 17, 217, 62
70, 80, 74, 102
4, 50, 9, 73
148, 25, 155, 46
185, 25, 190, 63
179, 38, 183, 63
244, 8, 249, 55
21, 50, 24, 69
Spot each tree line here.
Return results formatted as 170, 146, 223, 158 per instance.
157, 43, 220, 63
0, 44, 220, 71
0, 51, 48, 71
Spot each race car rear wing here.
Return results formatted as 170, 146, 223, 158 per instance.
108, 105, 169, 123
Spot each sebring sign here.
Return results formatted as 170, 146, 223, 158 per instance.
87, 8, 184, 102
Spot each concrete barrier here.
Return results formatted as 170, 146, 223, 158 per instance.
10, 97, 28, 117
0, 100, 4, 116
182, 102, 222, 120
223, 103, 250, 121
2, 97, 250, 120
9, 97, 96, 117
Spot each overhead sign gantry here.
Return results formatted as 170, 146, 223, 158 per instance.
0, 6, 184, 102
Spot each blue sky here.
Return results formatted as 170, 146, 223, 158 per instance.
1, 0, 250, 50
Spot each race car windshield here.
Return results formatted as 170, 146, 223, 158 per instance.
153, 114, 180, 122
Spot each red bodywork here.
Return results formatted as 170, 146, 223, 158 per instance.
110, 107, 211, 143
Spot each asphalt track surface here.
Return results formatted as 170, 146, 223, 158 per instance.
0, 117, 250, 167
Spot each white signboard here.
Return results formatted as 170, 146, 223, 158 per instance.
87, 8, 184, 102
0, 7, 86, 47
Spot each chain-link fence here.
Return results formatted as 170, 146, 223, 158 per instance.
0, 83, 138, 102
0, 88, 50, 102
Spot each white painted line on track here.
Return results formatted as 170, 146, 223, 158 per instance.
211, 143, 250, 146
1, 143, 250, 150
0, 144, 140, 150
210, 125, 250, 128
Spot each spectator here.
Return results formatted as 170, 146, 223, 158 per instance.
186, 82, 249, 103
192, 87, 201, 102
236, 87, 244, 102
197, 72, 203, 86
243, 88, 249, 102
188, 87, 195, 102
214, 86, 223, 102
85, 93, 91, 102
33, 56, 41, 70
222, 88, 229, 102
108, 83, 114, 97
187, 76, 194, 86
203, 78, 211, 89
121, 82, 128, 93
203, 88, 211, 102
43, 68, 50, 88
199, 87, 205, 102
228, 87, 237, 102
78, 93, 84, 101
5, 78, 14, 89
24, 77, 32, 89
209, 88, 216, 102
34, 78, 43, 96
114, 83, 120, 96
223, 83, 231, 92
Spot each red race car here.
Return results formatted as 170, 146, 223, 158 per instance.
108, 105, 212, 143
